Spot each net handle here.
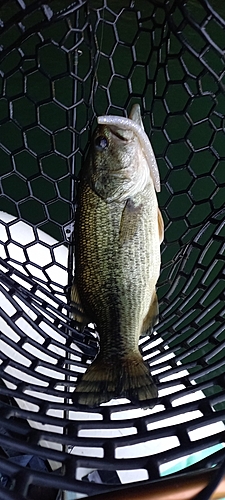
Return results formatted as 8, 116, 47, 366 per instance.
89, 467, 225, 500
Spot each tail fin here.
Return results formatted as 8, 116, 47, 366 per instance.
72, 352, 157, 407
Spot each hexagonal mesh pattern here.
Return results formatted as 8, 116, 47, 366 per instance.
0, 1, 225, 499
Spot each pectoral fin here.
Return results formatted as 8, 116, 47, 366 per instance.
158, 208, 164, 244
141, 290, 159, 338
119, 198, 143, 243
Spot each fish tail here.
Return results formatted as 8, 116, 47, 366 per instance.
72, 353, 157, 407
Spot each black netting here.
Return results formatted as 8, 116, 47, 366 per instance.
0, 1, 225, 499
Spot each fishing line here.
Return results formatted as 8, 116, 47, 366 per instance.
87, 1, 105, 116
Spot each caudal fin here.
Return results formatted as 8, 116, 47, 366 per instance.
72, 352, 157, 407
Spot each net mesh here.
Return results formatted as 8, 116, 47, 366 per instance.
0, 1, 225, 499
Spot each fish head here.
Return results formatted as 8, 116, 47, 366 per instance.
84, 118, 152, 203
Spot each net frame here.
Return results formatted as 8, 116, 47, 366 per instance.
0, 1, 224, 499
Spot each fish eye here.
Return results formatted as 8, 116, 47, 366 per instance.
95, 136, 108, 151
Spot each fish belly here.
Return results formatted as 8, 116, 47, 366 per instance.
73, 180, 160, 406
76, 180, 160, 347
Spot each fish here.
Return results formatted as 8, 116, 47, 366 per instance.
71, 104, 164, 407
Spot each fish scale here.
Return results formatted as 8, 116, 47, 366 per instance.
76, 181, 159, 350
72, 104, 163, 407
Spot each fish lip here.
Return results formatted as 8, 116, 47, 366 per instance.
98, 112, 161, 192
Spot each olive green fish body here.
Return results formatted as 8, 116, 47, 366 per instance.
76, 180, 160, 353
72, 105, 163, 407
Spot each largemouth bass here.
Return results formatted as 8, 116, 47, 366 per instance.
72, 104, 164, 407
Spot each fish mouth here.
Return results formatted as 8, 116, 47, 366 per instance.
98, 109, 161, 192
108, 125, 133, 142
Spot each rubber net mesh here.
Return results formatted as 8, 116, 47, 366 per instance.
0, 1, 224, 499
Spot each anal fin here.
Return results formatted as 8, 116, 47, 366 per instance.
141, 290, 159, 338
70, 281, 90, 329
